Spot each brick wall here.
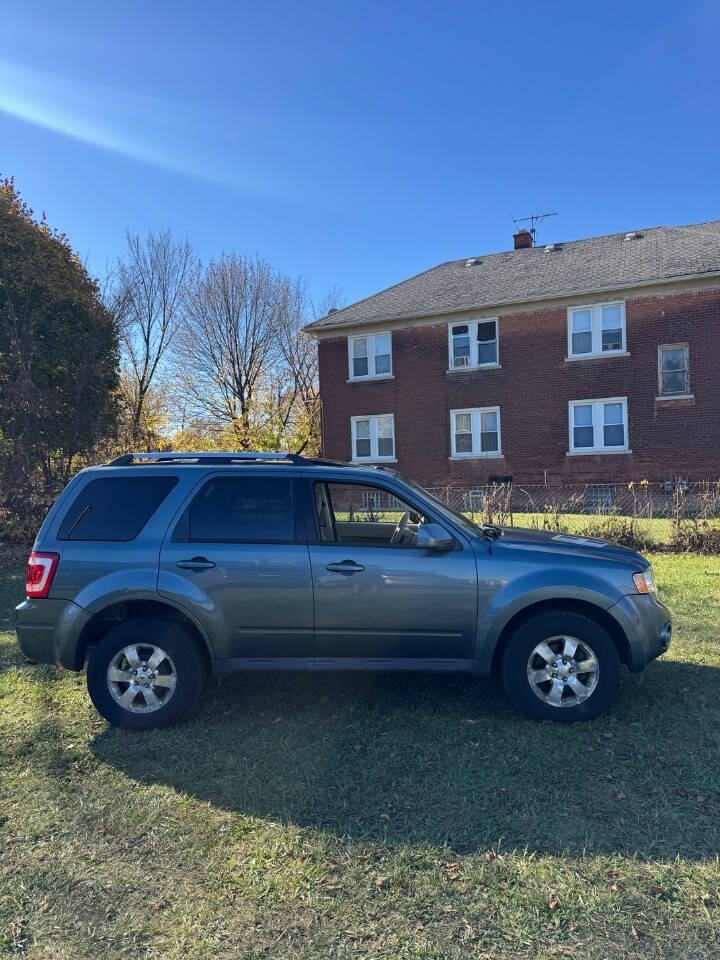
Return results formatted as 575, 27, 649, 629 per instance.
317, 287, 720, 485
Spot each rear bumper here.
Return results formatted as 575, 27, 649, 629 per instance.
609, 593, 672, 672
15, 598, 92, 671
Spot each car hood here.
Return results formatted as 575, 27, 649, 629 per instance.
488, 525, 648, 568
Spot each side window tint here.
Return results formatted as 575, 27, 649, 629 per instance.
180, 476, 295, 542
58, 476, 178, 541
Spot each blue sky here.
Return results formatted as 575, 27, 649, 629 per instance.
2, 0, 719, 307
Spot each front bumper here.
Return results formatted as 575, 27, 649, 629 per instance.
609, 592, 672, 672
15, 598, 92, 671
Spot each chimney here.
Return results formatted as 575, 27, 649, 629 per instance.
513, 228, 533, 250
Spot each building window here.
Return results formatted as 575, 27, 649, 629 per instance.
584, 485, 616, 513
450, 407, 502, 457
449, 318, 498, 369
567, 302, 626, 358
658, 344, 690, 396
362, 489, 405, 511
348, 333, 392, 379
569, 398, 628, 453
464, 489, 486, 512
351, 415, 395, 461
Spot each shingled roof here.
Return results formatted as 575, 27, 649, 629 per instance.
306, 220, 720, 332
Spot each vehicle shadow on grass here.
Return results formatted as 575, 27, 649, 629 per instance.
91, 660, 720, 860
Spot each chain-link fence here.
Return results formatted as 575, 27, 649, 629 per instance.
425, 480, 720, 519
423, 480, 720, 552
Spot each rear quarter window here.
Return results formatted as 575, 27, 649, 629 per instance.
57, 476, 178, 541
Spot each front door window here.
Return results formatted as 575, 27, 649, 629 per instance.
317, 481, 425, 547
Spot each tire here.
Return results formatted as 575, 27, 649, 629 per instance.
86, 618, 205, 730
501, 610, 620, 723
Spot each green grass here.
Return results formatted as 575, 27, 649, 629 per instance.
1, 552, 719, 959
507, 513, 676, 544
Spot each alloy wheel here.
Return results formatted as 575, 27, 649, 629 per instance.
106, 643, 177, 713
526, 635, 600, 708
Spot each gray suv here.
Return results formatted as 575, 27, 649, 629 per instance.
16, 452, 671, 730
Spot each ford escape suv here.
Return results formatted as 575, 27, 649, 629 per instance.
16, 452, 671, 730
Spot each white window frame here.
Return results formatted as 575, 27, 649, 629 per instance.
464, 489, 487, 512
567, 301, 626, 359
568, 397, 629, 454
347, 332, 393, 380
362, 489, 405, 511
350, 414, 396, 462
450, 406, 502, 458
658, 343, 690, 397
447, 318, 499, 370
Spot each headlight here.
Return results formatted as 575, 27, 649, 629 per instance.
633, 568, 657, 597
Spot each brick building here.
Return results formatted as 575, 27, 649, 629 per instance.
306, 221, 720, 488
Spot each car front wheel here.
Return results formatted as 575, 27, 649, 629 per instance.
87, 618, 205, 730
502, 610, 620, 723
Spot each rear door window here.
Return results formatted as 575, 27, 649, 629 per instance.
174, 476, 295, 542
58, 476, 178, 541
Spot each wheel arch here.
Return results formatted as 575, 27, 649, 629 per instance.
490, 598, 631, 675
76, 598, 214, 672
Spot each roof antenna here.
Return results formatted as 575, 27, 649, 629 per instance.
512, 211, 558, 247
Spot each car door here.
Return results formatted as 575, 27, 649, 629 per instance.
158, 471, 313, 661
306, 476, 478, 660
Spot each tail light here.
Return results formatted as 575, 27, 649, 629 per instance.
26, 552, 60, 598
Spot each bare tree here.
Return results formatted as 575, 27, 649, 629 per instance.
109, 229, 193, 444
273, 284, 344, 453
173, 254, 295, 448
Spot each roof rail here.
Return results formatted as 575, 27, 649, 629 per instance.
108, 451, 306, 466
105, 451, 360, 468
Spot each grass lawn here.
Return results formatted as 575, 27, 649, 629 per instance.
1, 550, 719, 959
506, 513, 676, 546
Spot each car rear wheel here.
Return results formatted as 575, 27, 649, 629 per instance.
87, 618, 205, 730
502, 610, 620, 723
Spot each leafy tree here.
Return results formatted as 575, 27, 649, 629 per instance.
0, 178, 119, 540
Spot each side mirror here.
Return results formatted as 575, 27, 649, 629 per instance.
417, 522, 455, 551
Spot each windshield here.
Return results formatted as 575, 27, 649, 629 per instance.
396, 474, 483, 538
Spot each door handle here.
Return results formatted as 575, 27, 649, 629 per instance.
176, 557, 216, 570
325, 560, 365, 574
